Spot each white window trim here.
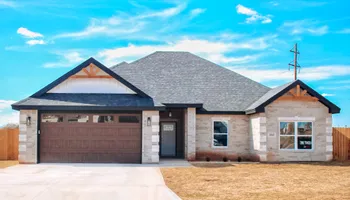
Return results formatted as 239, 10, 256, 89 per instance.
279, 120, 314, 151
212, 120, 229, 148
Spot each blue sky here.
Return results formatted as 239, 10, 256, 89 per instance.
0, 0, 349, 126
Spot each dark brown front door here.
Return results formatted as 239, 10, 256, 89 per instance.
39, 113, 141, 163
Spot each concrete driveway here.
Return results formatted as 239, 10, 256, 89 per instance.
0, 164, 180, 200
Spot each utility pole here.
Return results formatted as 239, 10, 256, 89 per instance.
288, 43, 301, 80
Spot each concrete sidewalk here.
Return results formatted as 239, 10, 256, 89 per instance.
0, 164, 180, 200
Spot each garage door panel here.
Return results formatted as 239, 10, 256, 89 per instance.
40, 113, 141, 163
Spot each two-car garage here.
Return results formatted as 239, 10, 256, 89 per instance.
39, 113, 142, 163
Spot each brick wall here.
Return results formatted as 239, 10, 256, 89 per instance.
184, 108, 196, 160
196, 114, 250, 161
142, 111, 160, 163
18, 110, 38, 164
249, 113, 267, 161
265, 100, 332, 161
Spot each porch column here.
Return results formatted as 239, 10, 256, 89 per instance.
18, 110, 38, 164
184, 108, 196, 161
142, 111, 160, 163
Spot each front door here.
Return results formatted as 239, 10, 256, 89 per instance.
160, 122, 176, 157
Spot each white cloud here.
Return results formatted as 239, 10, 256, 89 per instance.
207, 54, 262, 64
322, 93, 335, 97
337, 28, 350, 34
0, 100, 16, 111
17, 27, 43, 38
280, 20, 328, 36
0, 112, 19, 126
269, 1, 279, 6
26, 39, 46, 45
190, 8, 206, 18
0, 0, 16, 7
0, 100, 18, 126
98, 35, 277, 66
55, 3, 187, 39
43, 51, 85, 68
236, 4, 257, 15
236, 4, 272, 24
139, 3, 186, 18
228, 65, 350, 82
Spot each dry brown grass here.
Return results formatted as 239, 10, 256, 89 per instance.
161, 162, 350, 200
0, 160, 18, 168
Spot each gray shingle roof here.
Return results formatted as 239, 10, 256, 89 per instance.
12, 93, 161, 110
245, 81, 294, 112
112, 51, 271, 112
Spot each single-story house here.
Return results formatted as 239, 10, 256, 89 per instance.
12, 51, 340, 164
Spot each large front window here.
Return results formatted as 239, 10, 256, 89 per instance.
280, 121, 313, 150
213, 121, 228, 147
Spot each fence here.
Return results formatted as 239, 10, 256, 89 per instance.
0, 128, 19, 160
333, 127, 350, 161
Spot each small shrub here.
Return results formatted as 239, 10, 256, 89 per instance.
206, 157, 211, 162
223, 157, 228, 162
237, 156, 242, 162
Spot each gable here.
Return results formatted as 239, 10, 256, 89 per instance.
48, 63, 136, 94
246, 80, 340, 114
31, 58, 149, 97
275, 85, 318, 102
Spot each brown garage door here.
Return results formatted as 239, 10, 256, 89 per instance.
39, 113, 141, 163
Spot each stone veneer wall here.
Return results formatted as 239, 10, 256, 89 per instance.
18, 110, 38, 164
265, 100, 332, 162
249, 113, 267, 161
142, 111, 160, 163
196, 114, 250, 161
184, 108, 196, 160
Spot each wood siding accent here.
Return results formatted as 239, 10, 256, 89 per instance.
0, 128, 19, 160
333, 127, 350, 161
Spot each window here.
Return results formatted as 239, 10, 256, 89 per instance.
93, 115, 114, 123
119, 116, 139, 123
213, 121, 228, 147
67, 115, 89, 123
42, 114, 63, 123
280, 121, 313, 150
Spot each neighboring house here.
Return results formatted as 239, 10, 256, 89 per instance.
12, 51, 340, 164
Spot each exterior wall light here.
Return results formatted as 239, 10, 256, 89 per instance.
26, 116, 31, 126
169, 111, 172, 117
147, 117, 151, 126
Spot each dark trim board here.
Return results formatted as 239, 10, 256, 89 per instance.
31, 57, 150, 98
12, 105, 165, 111
37, 110, 41, 163
39, 110, 143, 114
163, 103, 203, 108
196, 110, 246, 115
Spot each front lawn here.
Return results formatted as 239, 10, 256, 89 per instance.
161, 162, 350, 200
0, 160, 18, 168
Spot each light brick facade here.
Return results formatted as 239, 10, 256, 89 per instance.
184, 108, 196, 160
17, 100, 333, 163
264, 100, 332, 161
142, 111, 160, 163
249, 113, 268, 161
18, 110, 38, 164
196, 114, 250, 161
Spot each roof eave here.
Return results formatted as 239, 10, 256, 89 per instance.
12, 105, 166, 111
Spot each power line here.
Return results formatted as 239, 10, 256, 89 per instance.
288, 43, 301, 80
